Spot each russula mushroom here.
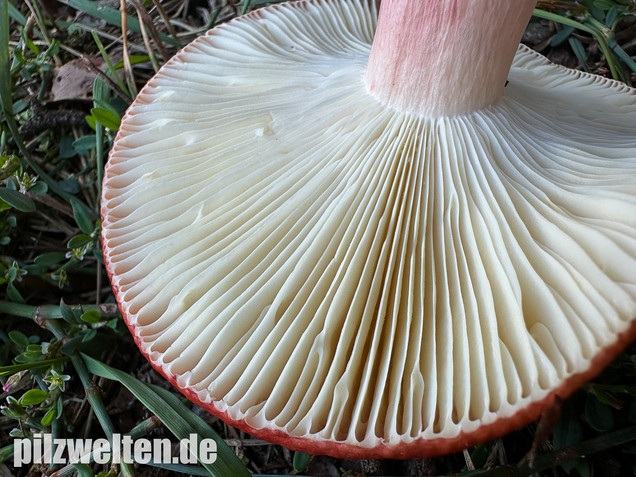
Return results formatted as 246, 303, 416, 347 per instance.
101, 0, 636, 459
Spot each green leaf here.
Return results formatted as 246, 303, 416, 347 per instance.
71, 198, 93, 234
12, 98, 28, 115
24, 36, 39, 55
589, 4, 606, 21
0, 187, 36, 212
67, 234, 92, 249
0, 155, 21, 180
4, 395, 25, 418
28, 181, 48, 195
93, 98, 121, 118
60, 300, 78, 323
293, 451, 311, 472
58, 179, 82, 195
72, 134, 97, 151
8, 330, 29, 348
605, 6, 619, 27
14, 353, 42, 364
19, 389, 49, 405
593, 0, 616, 11
34, 252, 67, 266
85, 114, 96, 130
90, 107, 120, 131
6, 282, 25, 303
80, 309, 101, 323
41, 407, 56, 426
81, 328, 97, 342
56, 396, 63, 418
82, 353, 251, 477
59, 135, 77, 159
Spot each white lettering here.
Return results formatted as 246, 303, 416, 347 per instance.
42, 433, 52, 463
52, 439, 66, 464
111, 433, 121, 464
32, 434, 42, 464
93, 439, 110, 465
13, 438, 30, 467
153, 438, 171, 464
134, 438, 152, 464
121, 435, 134, 464
199, 438, 217, 464
12, 434, 213, 467
179, 434, 198, 464
67, 438, 93, 464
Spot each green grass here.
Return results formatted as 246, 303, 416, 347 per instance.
1, 0, 635, 476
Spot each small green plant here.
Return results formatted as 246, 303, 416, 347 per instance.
0, 0, 251, 474
1, 0, 635, 476
534, 0, 636, 83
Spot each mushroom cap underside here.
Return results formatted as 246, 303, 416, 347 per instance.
101, 0, 636, 459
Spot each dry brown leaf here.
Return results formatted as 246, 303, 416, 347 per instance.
50, 56, 105, 101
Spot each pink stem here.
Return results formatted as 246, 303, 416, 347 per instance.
365, 0, 537, 117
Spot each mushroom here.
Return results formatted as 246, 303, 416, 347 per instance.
101, 0, 636, 459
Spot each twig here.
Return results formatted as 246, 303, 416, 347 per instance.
120, 0, 138, 97
224, 438, 272, 447
129, 0, 161, 72
0, 300, 120, 320
81, 55, 131, 103
151, 0, 179, 44
130, 0, 170, 64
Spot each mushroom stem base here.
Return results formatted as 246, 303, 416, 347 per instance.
365, 0, 537, 117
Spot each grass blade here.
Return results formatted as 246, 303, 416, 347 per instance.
57, 0, 180, 47
0, 187, 36, 212
7, 2, 25, 25
532, 8, 622, 80
145, 462, 212, 476
0, 0, 12, 114
0, 358, 68, 377
81, 353, 251, 477
0, 300, 119, 320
